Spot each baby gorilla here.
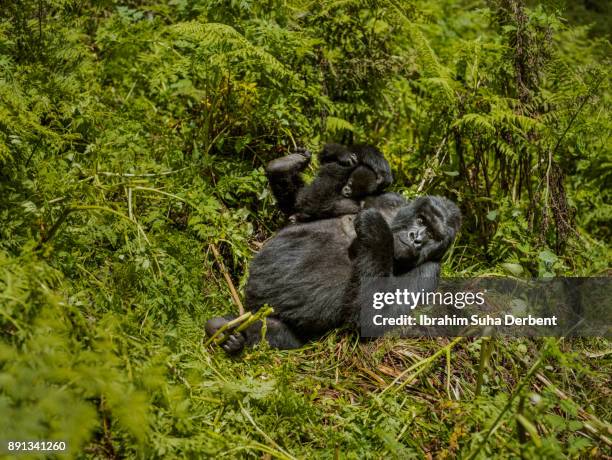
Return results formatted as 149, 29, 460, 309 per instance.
291, 144, 392, 222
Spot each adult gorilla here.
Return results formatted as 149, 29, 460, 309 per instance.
206, 147, 461, 353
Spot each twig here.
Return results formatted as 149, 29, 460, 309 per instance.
97, 167, 190, 177
239, 402, 297, 460
38, 205, 151, 248
132, 186, 198, 209
230, 307, 273, 340
544, 72, 606, 215
534, 372, 612, 446
467, 343, 552, 460
210, 243, 245, 315
417, 134, 448, 193
203, 312, 252, 347
550, 73, 605, 158
38, 205, 161, 279
203, 307, 274, 348
445, 346, 452, 399
127, 187, 133, 221
381, 337, 463, 394
475, 336, 494, 397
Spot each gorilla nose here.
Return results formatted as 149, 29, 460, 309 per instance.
410, 231, 422, 247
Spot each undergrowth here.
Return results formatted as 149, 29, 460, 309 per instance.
0, 0, 610, 458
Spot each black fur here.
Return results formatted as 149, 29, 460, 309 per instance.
342, 165, 379, 199
264, 147, 312, 216
293, 161, 361, 221
205, 184, 462, 353
292, 143, 393, 222
318, 143, 359, 166
349, 144, 393, 190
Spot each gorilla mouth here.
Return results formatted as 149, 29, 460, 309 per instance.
395, 234, 417, 259
397, 233, 414, 250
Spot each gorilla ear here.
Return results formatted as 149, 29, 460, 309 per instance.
439, 197, 461, 236
423, 196, 461, 235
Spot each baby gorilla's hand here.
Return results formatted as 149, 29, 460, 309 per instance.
338, 151, 358, 167
320, 143, 358, 167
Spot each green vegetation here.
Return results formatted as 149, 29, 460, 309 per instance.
0, 0, 610, 458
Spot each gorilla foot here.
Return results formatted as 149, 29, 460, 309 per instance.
289, 212, 311, 223
204, 316, 246, 355
222, 333, 246, 354
294, 146, 312, 160
266, 151, 311, 176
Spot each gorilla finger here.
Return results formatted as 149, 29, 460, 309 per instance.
295, 146, 312, 160
354, 209, 394, 250
335, 151, 358, 167
355, 208, 386, 233
222, 333, 246, 354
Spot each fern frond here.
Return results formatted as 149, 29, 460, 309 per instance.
326, 116, 355, 133
168, 21, 297, 83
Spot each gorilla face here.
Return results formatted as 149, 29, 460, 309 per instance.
390, 196, 461, 271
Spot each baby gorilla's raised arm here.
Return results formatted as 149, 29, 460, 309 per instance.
318, 143, 358, 166
293, 161, 360, 221
292, 144, 393, 222
352, 145, 393, 191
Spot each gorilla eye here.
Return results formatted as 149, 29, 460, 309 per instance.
416, 217, 424, 225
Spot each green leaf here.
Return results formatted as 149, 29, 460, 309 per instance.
486, 210, 498, 221
516, 414, 542, 447
545, 414, 566, 430
325, 116, 355, 133
501, 263, 523, 276
568, 420, 583, 431
538, 250, 558, 265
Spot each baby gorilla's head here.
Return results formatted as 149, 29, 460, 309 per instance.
341, 165, 379, 199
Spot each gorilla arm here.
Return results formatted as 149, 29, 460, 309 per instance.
352, 145, 393, 190
342, 209, 441, 325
